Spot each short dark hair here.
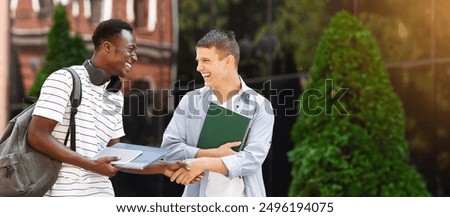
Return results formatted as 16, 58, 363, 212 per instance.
196, 29, 240, 65
92, 19, 133, 49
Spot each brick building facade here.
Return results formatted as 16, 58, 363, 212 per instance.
10, 0, 176, 94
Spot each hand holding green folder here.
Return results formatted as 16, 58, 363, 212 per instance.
196, 103, 251, 152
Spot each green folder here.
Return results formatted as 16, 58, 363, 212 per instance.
197, 103, 251, 151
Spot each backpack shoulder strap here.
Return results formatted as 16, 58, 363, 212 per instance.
63, 67, 82, 151
65, 67, 82, 108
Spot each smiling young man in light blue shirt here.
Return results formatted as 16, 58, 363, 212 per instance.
161, 29, 274, 197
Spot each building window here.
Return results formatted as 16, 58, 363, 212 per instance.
90, 0, 103, 23
134, 0, 147, 28
38, 0, 54, 20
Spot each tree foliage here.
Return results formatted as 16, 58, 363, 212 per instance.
357, 0, 431, 63
272, 0, 329, 72
28, 4, 89, 97
356, 1, 450, 196
177, 0, 278, 83
288, 11, 429, 196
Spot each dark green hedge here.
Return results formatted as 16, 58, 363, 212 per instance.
288, 11, 429, 196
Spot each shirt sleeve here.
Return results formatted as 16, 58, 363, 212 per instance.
108, 92, 125, 140
33, 70, 72, 124
161, 94, 200, 161
221, 97, 275, 179
111, 113, 125, 140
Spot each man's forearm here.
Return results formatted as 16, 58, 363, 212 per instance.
193, 157, 228, 175
120, 161, 166, 175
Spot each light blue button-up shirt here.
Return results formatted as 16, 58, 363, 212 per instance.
161, 79, 274, 197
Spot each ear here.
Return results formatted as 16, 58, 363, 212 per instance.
103, 41, 112, 53
226, 55, 235, 66
226, 54, 236, 67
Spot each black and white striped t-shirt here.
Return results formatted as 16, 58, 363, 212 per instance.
33, 65, 125, 197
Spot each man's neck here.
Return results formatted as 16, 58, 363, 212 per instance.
212, 77, 241, 104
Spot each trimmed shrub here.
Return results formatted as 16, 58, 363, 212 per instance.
289, 11, 429, 196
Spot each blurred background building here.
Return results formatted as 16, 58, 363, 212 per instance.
0, 1, 9, 131
10, 0, 175, 93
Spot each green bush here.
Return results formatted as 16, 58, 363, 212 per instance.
28, 4, 89, 97
288, 11, 429, 196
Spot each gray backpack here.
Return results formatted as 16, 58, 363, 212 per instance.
0, 68, 82, 196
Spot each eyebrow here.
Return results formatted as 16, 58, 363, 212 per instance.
196, 57, 209, 62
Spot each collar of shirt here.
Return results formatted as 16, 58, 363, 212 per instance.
207, 76, 252, 110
